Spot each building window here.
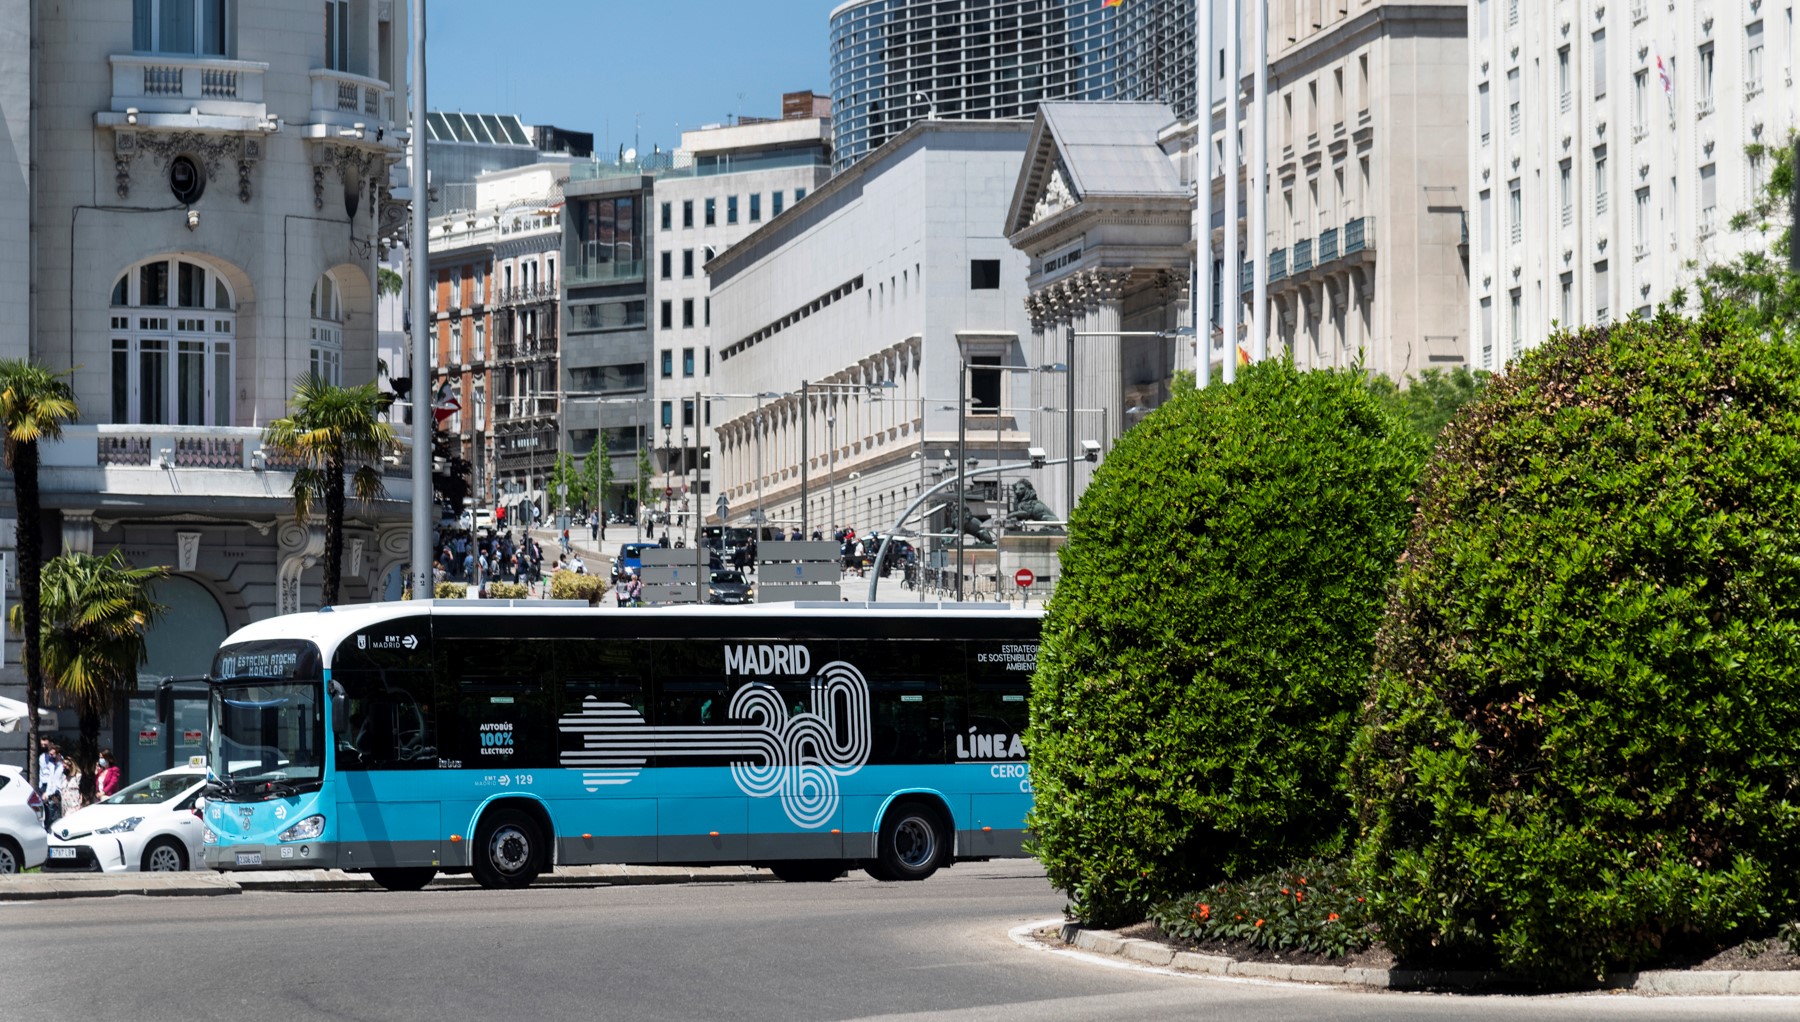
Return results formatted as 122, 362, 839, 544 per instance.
1509, 179, 1522, 243
704, 347, 711, 375
660, 401, 672, 429
1479, 188, 1493, 255
681, 399, 695, 428
1478, 81, 1491, 145
1559, 160, 1573, 227
133, 0, 231, 57
1594, 146, 1608, 215
682, 199, 694, 228
1697, 42, 1715, 112
661, 201, 672, 231
726, 195, 739, 225
1477, 0, 1490, 40
1632, 69, 1648, 133
1480, 296, 1494, 365
1506, 68, 1520, 136
569, 195, 641, 283
705, 198, 717, 226
682, 347, 695, 377
1557, 46, 1571, 112
660, 251, 672, 280
772, 191, 784, 217
659, 301, 672, 330
1594, 260, 1610, 324
660, 350, 673, 379
324, 0, 349, 71
450, 318, 463, 363
1592, 29, 1607, 98
110, 257, 235, 425
1634, 186, 1651, 254
749, 193, 762, 222
704, 298, 710, 327
1748, 21, 1766, 91
1700, 162, 1718, 232
795, 187, 807, 202
970, 259, 1001, 289
683, 249, 695, 278
1508, 289, 1522, 356
1559, 272, 1574, 326
681, 299, 695, 328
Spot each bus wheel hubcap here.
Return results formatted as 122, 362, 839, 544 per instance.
492, 827, 530, 873
895, 818, 934, 868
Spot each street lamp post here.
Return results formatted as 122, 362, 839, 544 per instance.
407, 0, 432, 599
827, 415, 836, 535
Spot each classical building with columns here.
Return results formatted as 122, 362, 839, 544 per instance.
707, 120, 1039, 545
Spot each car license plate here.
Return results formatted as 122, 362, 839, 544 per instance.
49, 847, 76, 859
235, 851, 263, 866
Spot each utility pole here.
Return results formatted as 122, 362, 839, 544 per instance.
408, 0, 432, 599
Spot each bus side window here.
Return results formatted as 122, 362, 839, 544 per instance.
442, 638, 553, 770
867, 680, 944, 764
337, 671, 436, 771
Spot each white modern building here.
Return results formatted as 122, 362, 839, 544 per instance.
2, 2, 410, 771
708, 120, 1038, 542
1468, 0, 1799, 366
649, 114, 832, 515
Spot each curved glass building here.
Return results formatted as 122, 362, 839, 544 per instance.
829, 0, 1118, 172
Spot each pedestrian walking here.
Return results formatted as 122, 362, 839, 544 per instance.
60, 758, 85, 818
96, 749, 120, 799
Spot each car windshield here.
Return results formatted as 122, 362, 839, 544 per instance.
102, 773, 201, 806
712, 571, 746, 585
208, 681, 326, 787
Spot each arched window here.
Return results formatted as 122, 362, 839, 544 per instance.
309, 273, 343, 385
110, 257, 235, 425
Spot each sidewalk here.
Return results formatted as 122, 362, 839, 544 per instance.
0, 863, 777, 900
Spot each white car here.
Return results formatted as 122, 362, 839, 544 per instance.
0, 764, 48, 874
45, 766, 207, 873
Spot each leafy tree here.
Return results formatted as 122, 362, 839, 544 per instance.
633, 446, 655, 512
1363, 366, 1492, 442
546, 451, 577, 513
377, 267, 404, 298
1683, 131, 1800, 333
1027, 358, 1426, 925
579, 444, 600, 513
597, 441, 617, 514
12, 551, 165, 798
263, 374, 397, 607
0, 361, 79, 788
1349, 307, 1800, 982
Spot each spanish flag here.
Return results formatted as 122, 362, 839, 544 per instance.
1103, 0, 1124, 7
1237, 344, 1251, 367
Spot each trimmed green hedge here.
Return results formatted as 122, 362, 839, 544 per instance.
486, 581, 529, 600
433, 582, 467, 599
1027, 359, 1425, 925
1348, 307, 1800, 983
550, 570, 602, 603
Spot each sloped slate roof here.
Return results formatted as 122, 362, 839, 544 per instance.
1040, 102, 1184, 198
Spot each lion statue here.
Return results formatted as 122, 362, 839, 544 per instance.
1001, 479, 1062, 530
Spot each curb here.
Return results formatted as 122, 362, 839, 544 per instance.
1033, 921, 1800, 996
0, 865, 779, 900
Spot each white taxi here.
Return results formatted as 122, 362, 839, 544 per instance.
45, 764, 208, 872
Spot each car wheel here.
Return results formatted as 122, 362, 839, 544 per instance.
0, 837, 20, 875
472, 808, 543, 890
769, 860, 847, 883
869, 801, 947, 882
370, 867, 437, 892
142, 838, 188, 872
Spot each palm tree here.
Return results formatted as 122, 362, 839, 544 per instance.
263, 374, 397, 607
0, 360, 79, 789
11, 551, 165, 800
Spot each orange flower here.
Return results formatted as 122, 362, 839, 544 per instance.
1327, 912, 1340, 922
1198, 903, 1211, 920
1298, 877, 1307, 885
1255, 918, 1264, 927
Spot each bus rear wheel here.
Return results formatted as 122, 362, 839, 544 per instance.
867, 801, 946, 882
472, 808, 544, 889
370, 867, 437, 892
769, 860, 847, 883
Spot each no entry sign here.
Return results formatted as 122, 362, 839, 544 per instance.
1014, 568, 1035, 588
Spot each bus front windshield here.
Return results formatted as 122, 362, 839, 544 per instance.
208, 681, 325, 795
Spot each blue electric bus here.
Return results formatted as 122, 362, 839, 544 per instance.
201, 601, 1042, 890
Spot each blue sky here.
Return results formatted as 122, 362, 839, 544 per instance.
425, 0, 835, 156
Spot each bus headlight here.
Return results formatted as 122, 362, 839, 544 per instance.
277, 815, 325, 842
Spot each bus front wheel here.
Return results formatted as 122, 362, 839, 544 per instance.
867, 801, 946, 882
473, 808, 544, 889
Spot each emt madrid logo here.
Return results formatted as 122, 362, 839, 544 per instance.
557, 651, 871, 829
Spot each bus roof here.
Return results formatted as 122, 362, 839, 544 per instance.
216, 601, 1043, 662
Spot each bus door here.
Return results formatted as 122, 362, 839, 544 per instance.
555, 639, 657, 865
956, 639, 1037, 857
330, 618, 441, 870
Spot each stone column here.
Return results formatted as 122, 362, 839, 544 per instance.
1076, 268, 1130, 500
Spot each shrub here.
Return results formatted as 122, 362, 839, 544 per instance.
433, 582, 467, 600
549, 570, 601, 603
486, 581, 528, 600
1027, 359, 1425, 925
1348, 307, 1800, 983
1148, 858, 1374, 959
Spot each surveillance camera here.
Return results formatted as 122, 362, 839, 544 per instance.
1081, 439, 1102, 462
1028, 446, 1048, 468
185, 209, 200, 231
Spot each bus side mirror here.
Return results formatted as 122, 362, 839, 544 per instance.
329, 681, 348, 739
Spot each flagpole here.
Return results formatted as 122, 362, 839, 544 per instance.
409, 0, 432, 599
1222, 0, 1241, 383
1251, 0, 1268, 364
1195, 0, 1213, 388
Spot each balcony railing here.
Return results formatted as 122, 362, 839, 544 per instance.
494, 282, 559, 307
1268, 248, 1288, 282
308, 68, 395, 128
566, 259, 644, 288
1317, 227, 1340, 264
1292, 238, 1314, 274
1240, 259, 1254, 294
1344, 216, 1373, 254
108, 54, 268, 118
41, 424, 411, 481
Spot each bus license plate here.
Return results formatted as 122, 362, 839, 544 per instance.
235, 852, 263, 866
49, 847, 75, 859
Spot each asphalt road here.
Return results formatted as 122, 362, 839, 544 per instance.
2, 860, 1793, 1022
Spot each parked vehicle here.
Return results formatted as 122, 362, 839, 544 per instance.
45, 764, 208, 873
0, 765, 48, 874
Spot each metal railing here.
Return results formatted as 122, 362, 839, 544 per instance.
1317, 227, 1339, 264
1292, 238, 1314, 273
1344, 216, 1371, 254
1268, 247, 1288, 282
